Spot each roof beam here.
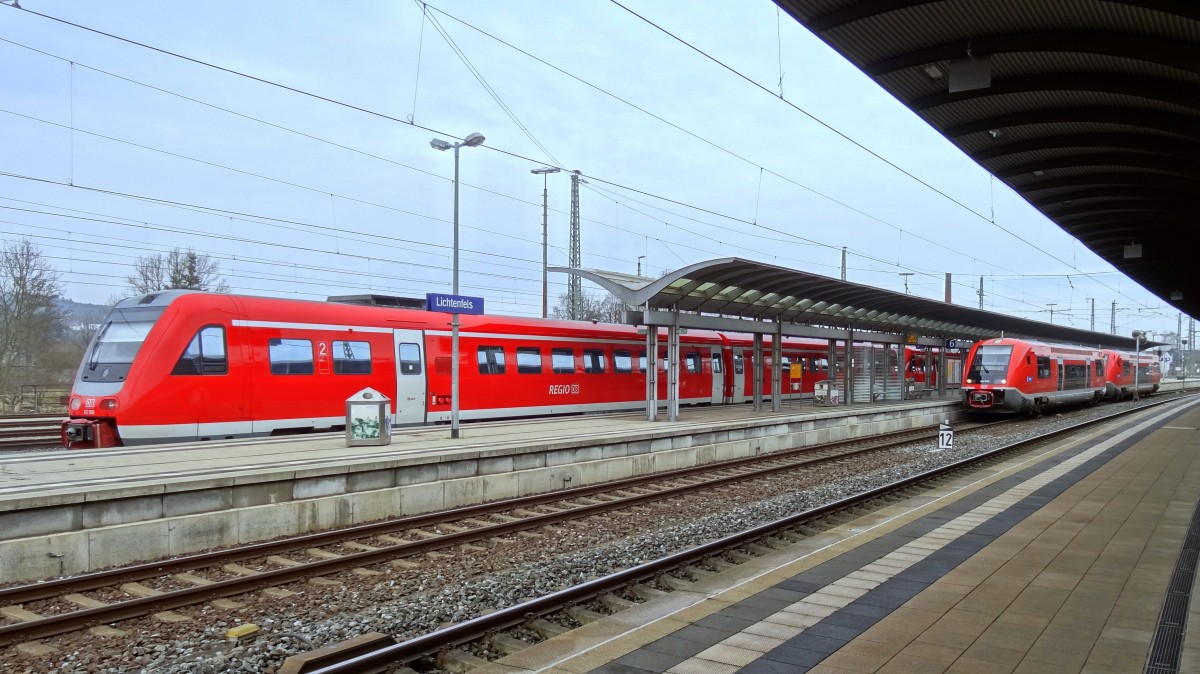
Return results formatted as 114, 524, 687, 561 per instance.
865, 32, 1199, 76
946, 107, 1200, 140
993, 153, 1199, 179
973, 133, 1200, 162
1015, 172, 1200, 193
910, 73, 1200, 112
792, 1, 1200, 33
1029, 186, 1191, 207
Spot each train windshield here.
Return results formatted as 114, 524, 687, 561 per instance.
82, 306, 165, 382
967, 345, 1012, 384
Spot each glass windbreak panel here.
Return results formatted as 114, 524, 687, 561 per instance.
172, 325, 227, 375
613, 350, 632, 374
269, 338, 314, 375
333, 340, 372, 374
516, 347, 542, 374
398, 343, 421, 375
552, 348, 575, 374
82, 306, 167, 383
966, 345, 1012, 384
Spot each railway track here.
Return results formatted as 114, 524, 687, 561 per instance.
277, 397, 1187, 673
0, 414, 63, 451
0, 418, 1013, 649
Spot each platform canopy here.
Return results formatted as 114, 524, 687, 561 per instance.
552, 257, 1150, 350
774, 0, 1200, 318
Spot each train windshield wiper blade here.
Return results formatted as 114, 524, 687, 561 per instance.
87, 322, 110, 370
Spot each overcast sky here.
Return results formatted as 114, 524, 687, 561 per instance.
0, 0, 1187, 341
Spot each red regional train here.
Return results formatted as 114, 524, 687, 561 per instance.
65, 290, 944, 449
961, 337, 1161, 415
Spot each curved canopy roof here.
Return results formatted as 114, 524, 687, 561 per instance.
554, 257, 1148, 349
774, 0, 1200, 317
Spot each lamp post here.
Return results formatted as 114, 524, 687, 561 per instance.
1132, 330, 1145, 401
531, 166, 560, 318
431, 132, 485, 439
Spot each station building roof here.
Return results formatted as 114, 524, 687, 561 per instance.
773, 0, 1200, 319
553, 258, 1149, 350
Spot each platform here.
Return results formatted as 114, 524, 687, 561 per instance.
0, 395, 961, 582
478, 396, 1200, 674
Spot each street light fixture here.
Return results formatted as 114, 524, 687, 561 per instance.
531, 166, 561, 319
431, 131, 485, 439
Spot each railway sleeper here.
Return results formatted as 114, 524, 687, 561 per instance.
527, 618, 569, 639
685, 564, 715, 579
658, 574, 694, 591
704, 557, 737, 571
725, 550, 756, 564
566, 605, 608, 625
631, 583, 668, 601
437, 648, 490, 673
746, 543, 777, 556
600, 593, 639, 612
489, 633, 532, 656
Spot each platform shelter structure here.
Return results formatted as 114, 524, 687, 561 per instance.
552, 258, 1147, 422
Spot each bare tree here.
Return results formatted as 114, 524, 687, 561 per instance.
0, 239, 67, 410
127, 247, 230, 294
550, 292, 626, 323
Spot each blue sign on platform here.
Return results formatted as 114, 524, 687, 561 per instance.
426, 293, 485, 315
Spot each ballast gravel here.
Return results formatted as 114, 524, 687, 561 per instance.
0, 397, 1179, 674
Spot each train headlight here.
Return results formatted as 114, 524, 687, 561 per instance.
69, 397, 82, 411
999, 379, 1006, 385
99, 398, 118, 411
966, 378, 973, 384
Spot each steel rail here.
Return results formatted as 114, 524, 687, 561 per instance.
294, 397, 1190, 673
0, 420, 1009, 647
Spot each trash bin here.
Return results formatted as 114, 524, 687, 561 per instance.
814, 380, 840, 406
345, 387, 392, 447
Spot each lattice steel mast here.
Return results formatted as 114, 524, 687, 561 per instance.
569, 170, 583, 320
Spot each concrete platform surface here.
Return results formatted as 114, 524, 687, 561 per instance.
475, 397, 1200, 674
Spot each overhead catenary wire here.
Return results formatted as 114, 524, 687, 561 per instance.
0, 2, 1166, 320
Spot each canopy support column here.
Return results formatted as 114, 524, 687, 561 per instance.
842, 331, 853, 405
667, 309, 680, 422
645, 322, 659, 421
752, 332, 764, 411
771, 321, 783, 412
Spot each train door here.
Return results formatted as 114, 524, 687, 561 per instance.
392, 329, 427, 425
731, 348, 747, 402
709, 346, 723, 404
1056, 357, 1065, 391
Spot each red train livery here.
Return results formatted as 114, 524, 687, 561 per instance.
63, 290, 901, 449
961, 337, 1161, 415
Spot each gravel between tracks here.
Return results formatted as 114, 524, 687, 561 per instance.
0, 397, 1183, 674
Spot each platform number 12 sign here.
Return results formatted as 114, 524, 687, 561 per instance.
937, 421, 953, 450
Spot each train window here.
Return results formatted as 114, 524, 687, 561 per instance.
584, 349, 607, 374
269, 338, 314, 375
1094, 359, 1104, 378
397, 343, 421, 375
1036, 356, 1052, 379
477, 346, 506, 374
516, 347, 542, 374
172, 325, 227, 375
613, 350, 632, 373
552, 348, 575, 374
711, 354, 722, 373
685, 352, 701, 374
733, 354, 744, 375
332, 340, 372, 375
637, 350, 647, 372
